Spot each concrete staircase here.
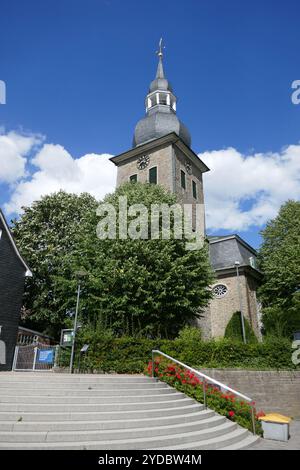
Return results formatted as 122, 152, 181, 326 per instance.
0, 373, 258, 449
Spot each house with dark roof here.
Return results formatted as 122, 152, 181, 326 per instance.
0, 209, 32, 371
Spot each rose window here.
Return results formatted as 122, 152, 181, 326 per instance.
213, 284, 228, 298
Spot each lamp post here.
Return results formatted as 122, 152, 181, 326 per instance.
69, 269, 88, 374
234, 261, 247, 344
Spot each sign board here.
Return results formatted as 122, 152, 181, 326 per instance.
38, 349, 54, 364
60, 329, 74, 347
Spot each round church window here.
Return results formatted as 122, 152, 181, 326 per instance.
213, 284, 228, 298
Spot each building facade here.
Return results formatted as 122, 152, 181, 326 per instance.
110, 42, 262, 339
0, 209, 32, 370
199, 235, 262, 339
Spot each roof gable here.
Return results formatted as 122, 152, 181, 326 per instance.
0, 209, 32, 277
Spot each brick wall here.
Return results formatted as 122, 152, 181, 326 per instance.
202, 369, 300, 417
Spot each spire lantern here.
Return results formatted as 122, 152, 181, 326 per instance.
146, 38, 176, 113
133, 40, 191, 148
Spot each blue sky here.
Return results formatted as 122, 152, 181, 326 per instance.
0, 0, 300, 248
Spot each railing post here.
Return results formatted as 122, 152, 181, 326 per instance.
53, 345, 59, 369
202, 378, 207, 408
151, 350, 154, 378
12, 345, 19, 371
251, 405, 256, 435
33, 346, 38, 371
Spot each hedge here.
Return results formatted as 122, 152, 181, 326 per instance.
57, 332, 299, 373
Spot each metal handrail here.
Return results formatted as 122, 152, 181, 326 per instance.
151, 349, 256, 435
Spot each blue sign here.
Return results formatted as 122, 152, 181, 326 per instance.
38, 349, 54, 364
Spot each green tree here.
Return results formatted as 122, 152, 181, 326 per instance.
258, 200, 300, 338
57, 182, 214, 338
11, 191, 98, 336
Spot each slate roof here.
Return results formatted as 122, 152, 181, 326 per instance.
208, 234, 259, 271
0, 209, 32, 277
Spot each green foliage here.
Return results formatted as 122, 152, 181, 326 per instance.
54, 182, 214, 339
224, 311, 258, 344
177, 325, 202, 342
12, 184, 214, 339
262, 292, 300, 339
62, 333, 299, 373
258, 200, 300, 338
11, 191, 98, 336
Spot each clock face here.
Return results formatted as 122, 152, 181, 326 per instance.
185, 161, 192, 175
137, 154, 150, 170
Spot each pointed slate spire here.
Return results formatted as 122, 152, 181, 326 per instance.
156, 38, 165, 79
132, 39, 191, 148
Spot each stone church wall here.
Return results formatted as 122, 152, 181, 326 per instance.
116, 144, 173, 191
198, 272, 260, 340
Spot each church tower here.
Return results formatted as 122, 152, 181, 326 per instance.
110, 40, 262, 341
110, 40, 209, 212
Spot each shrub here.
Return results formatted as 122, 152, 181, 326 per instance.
224, 311, 258, 343
176, 325, 202, 342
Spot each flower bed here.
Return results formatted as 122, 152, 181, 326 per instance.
145, 358, 264, 435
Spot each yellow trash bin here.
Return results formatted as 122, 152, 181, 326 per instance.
259, 413, 292, 441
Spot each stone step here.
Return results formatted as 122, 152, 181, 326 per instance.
0, 403, 203, 422
0, 409, 215, 432
0, 373, 151, 380
0, 382, 161, 390
0, 391, 183, 404
220, 434, 259, 450
0, 415, 227, 443
0, 373, 257, 450
152, 427, 251, 450
0, 386, 171, 397
0, 397, 195, 413
0, 421, 237, 449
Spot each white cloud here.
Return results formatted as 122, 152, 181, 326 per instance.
4, 139, 116, 214
2, 130, 299, 232
200, 145, 300, 231
0, 131, 42, 184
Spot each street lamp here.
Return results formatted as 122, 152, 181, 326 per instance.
234, 261, 247, 344
69, 269, 88, 374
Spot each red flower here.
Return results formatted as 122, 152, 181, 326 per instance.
228, 411, 235, 418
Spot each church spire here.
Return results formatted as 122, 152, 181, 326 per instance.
132, 40, 191, 148
156, 38, 165, 79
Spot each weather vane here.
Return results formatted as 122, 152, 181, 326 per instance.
156, 38, 165, 58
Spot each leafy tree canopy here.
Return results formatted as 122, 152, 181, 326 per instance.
13, 184, 214, 339
12, 191, 98, 335
258, 200, 300, 337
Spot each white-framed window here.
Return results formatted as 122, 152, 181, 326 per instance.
212, 284, 228, 298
